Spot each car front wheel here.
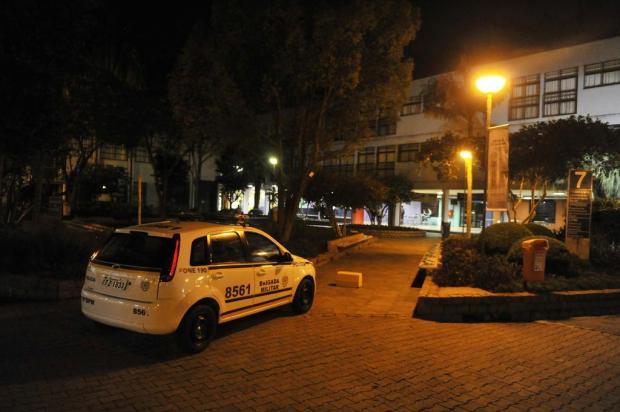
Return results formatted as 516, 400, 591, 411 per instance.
292, 277, 315, 314
177, 304, 217, 354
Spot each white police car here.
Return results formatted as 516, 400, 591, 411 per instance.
81, 221, 316, 353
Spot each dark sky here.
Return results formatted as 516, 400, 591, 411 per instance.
108, 0, 620, 83
411, 0, 620, 78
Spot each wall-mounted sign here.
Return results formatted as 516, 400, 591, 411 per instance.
486, 125, 509, 211
565, 169, 593, 259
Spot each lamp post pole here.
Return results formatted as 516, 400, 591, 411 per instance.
475, 75, 506, 228
460, 150, 473, 238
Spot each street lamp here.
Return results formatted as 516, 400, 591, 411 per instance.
460, 150, 473, 237
476, 74, 506, 226
268, 156, 278, 167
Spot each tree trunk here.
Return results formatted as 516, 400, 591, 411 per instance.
278, 175, 310, 242
31, 155, 44, 222
253, 178, 261, 210
324, 205, 342, 237
193, 159, 202, 210
0, 153, 5, 221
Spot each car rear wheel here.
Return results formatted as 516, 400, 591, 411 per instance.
177, 304, 217, 353
292, 277, 315, 314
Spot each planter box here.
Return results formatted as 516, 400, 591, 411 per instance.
414, 276, 620, 322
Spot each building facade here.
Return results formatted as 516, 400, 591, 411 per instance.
326, 36, 620, 233
87, 36, 620, 229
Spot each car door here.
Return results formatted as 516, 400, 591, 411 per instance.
244, 231, 295, 306
208, 231, 255, 315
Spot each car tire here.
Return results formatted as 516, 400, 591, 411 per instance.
176, 304, 217, 354
292, 277, 315, 314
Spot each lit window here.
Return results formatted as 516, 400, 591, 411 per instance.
397, 143, 421, 162
584, 58, 620, 88
401, 96, 422, 116
100, 144, 127, 161
375, 118, 396, 136
543, 67, 577, 117
509, 74, 540, 120
357, 147, 376, 173
134, 146, 150, 163
376, 145, 395, 176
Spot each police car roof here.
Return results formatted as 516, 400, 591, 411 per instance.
117, 220, 240, 237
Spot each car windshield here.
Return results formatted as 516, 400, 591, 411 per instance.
95, 232, 174, 270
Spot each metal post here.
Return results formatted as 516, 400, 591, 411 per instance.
465, 157, 473, 238
482, 92, 493, 229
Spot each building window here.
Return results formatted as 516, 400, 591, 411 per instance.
134, 146, 150, 163
401, 96, 422, 116
339, 154, 355, 175
376, 118, 396, 136
321, 153, 355, 175
397, 143, 421, 162
584, 58, 620, 88
376, 145, 395, 176
357, 147, 375, 173
509, 74, 540, 120
533, 199, 556, 223
543, 67, 577, 117
100, 144, 127, 161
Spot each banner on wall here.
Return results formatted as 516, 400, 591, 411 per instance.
486, 125, 510, 211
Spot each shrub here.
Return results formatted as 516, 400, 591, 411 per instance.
433, 237, 479, 286
591, 208, 620, 273
478, 223, 533, 255
0, 223, 106, 279
507, 235, 573, 276
471, 255, 520, 291
525, 223, 555, 238
434, 237, 519, 290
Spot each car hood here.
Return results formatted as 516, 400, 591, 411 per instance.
292, 254, 312, 265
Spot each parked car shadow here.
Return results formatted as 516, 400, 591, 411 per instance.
0, 299, 298, 385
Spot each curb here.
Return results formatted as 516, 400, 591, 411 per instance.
413, 276, 620, 322
310, 236, 376, 267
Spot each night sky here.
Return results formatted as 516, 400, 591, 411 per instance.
45, 0, 620, 85
411, 0, 620, 78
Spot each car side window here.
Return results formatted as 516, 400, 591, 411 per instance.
190, 237, 207, 266
245, 232, 282, 262
209, 232, 247, 264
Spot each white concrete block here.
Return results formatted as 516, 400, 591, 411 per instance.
335, 271, 362, 288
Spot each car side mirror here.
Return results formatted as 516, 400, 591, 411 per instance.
279, 252, 293, 263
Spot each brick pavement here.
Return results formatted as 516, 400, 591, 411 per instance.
1, 238, 620, 411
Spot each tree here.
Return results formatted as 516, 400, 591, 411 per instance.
303, 172, 355, 236
215, 146, 252, 209
417, 132, 485, 181
0, 0, 101, 222
358, 174, 415, 226
169, 24, 251, 210
419, 66, 495, 228
509, 116, 619, 222
210, 0, 419, 241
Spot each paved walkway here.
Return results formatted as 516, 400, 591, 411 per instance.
314, 237, 439, 316
2, 237, 620, 411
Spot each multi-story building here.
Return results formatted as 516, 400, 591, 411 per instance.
332, 35, 620, 233
88, 36, 620, 230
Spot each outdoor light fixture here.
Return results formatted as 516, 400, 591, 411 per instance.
268, 156, 278, 166
475, 75, 506, 94
476, 74, 506, 228
459, 150, 472, 159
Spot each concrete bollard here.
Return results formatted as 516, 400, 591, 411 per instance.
335, 271, 363, 288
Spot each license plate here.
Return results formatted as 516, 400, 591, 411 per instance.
101, 275, 132, 291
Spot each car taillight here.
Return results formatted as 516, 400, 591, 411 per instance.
161, 234, 180, 282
